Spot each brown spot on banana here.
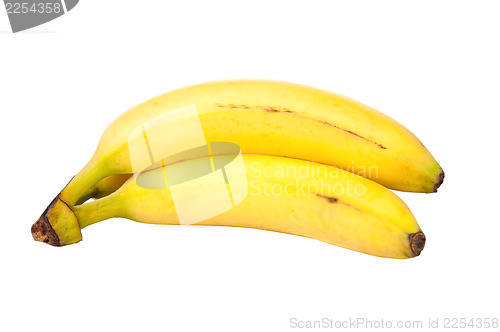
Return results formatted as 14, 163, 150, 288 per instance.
316, 193, 339, 204
214, 103, 387, 149
335, 127, 387, 150
264, 107, 280, 113
315, 194, 365, 214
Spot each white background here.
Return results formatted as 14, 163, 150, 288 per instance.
1, 1, 499, 331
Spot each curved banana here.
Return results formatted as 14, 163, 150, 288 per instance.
56, 80, 442, 212
33, 155, 426, 258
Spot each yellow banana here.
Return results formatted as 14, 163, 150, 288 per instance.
33, 155, 425, 258
56, 80, 442, 210
32, 80, 441, 250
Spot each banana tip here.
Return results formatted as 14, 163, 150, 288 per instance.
409, 231, 426, 257
433, 170, 445, 192
31, 197, 62, 246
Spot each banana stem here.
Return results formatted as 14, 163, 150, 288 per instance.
73, 194, 124, 229
75, 186, 98, 206
59, 157, 109, 206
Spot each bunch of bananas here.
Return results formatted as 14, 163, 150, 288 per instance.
32, 80, 443, 258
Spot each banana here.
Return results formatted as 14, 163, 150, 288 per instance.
55, 80, 442, 211
33, 154, 426, 258
32, 80, 441, 250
